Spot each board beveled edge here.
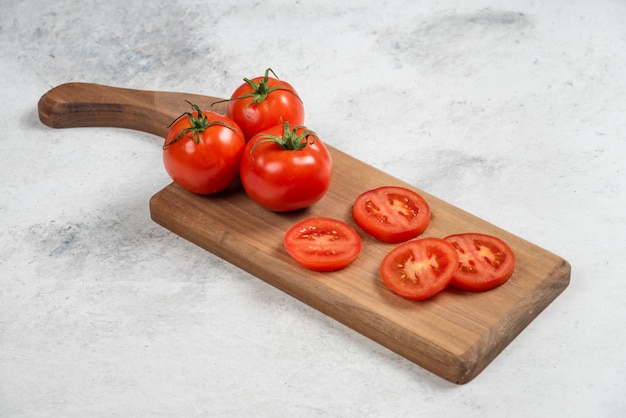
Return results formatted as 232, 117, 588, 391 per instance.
456, 258, 571, 383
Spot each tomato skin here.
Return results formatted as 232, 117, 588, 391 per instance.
239, 125, 332, 212
444, 233, 516, 292
284, 217, 362, 271
163, 110, 245, 195
227, 73, 304, 141
380, 238, 459, 301
352, 186, 431, 243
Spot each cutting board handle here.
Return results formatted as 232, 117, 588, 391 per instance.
37, 82, 227, 138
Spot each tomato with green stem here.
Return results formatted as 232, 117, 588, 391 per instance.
239, 121, 332, 212
225, 68, 305, 141
284, 217, 362, 271
444, 233, 516, 292
163, 102, 245, 195
379, 238, 459, 301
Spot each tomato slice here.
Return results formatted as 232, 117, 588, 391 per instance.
352, 186, 431, 243
443, 233, 516, 292
284, 217, 362, 272
379, 238, 458, 301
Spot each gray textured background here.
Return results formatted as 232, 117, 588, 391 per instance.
1, 0, 625, 416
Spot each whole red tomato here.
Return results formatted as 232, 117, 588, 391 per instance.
163, 102, 245, 195
240, 121, 332, 212
226, 68, 304, 141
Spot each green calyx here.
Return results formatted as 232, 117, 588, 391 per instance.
212, 68, 302, 110
163, 101, 237, 148
240, 68, 302, 105
250, 120, 318, 157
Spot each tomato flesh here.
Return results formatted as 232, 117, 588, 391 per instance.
379, 238, 458, 301
444, 233, 516, 292
284, 217, 362, 272
352, 186, 431, 243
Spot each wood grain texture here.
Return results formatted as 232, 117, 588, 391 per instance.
38, 82, 227, 137
39, 83, 570, 384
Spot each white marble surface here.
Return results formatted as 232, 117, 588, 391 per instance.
1, 0, 625, 416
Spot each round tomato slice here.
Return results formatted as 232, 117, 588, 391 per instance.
284, 217, 362, 272
352, 186, 431, 243
443, 233, 516, 292
379, 238, 458, 301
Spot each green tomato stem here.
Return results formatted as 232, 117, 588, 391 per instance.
249, 120, 318, 158
210, 68, 302, 111
163, 101, 238, 148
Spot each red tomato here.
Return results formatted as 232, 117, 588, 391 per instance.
352, 186, 431, 243
163, 103, 245, 195
239, 121, 332, 212
380, 238, 459, 301
227, 68, 305, 141
444, 233, 516, 292
284, 217, 362, 271
380, 238, 459, 300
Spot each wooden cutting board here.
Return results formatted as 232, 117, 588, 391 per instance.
38, 83, 571, 384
